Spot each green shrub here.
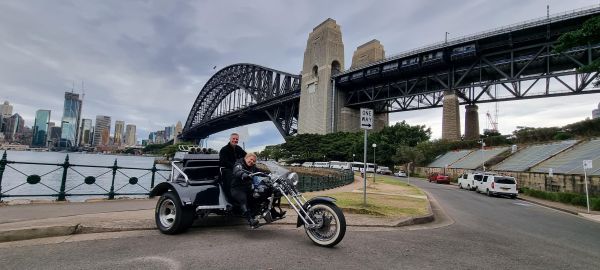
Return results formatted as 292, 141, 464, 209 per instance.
592, 198, 600, 211
570, 196, 588, 207
557, 192, 577, 204
521, 187, 600, 210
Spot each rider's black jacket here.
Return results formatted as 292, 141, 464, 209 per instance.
232, 158, 263, 189
219, 143, 247, 169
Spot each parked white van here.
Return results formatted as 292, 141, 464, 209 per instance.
459, 172, 484, 191
330, 161, 351, 170
478, 175, 518, 198
313, 162, 330, 168
301, 162, 313, 168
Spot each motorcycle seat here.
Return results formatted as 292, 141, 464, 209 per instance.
177, 166, 220, 185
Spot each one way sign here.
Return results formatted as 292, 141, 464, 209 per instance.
360, 108, 373, 130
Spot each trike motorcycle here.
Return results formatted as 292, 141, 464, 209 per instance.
150, 151, 346, 247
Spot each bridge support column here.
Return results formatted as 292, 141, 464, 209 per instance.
464, 104, 480, 140
337, 39, 388, 132
442, 90, 461, 141
298, 18, 344, 135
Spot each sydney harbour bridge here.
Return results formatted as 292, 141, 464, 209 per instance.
180, 5, 600, 142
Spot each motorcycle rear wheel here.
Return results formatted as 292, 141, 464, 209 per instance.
155, 191, 195, 234
304, 203, 346, 247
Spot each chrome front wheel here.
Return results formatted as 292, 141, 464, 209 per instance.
304, 203, 346, 247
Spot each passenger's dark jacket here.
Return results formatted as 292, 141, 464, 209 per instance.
219, 143, 247, 169
232, 158, 263, 189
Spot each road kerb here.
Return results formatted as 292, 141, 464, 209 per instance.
0, 225, 79, 243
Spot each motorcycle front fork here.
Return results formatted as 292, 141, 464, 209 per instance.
277, 187, 319, 229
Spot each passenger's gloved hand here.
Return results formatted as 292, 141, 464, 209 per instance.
242, 173, 252, 181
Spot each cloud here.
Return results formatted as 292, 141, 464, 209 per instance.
1, 0, 599, 147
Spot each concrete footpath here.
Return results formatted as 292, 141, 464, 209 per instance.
0, 197, 434, 243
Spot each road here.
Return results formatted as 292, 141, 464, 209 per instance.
1, 178, 599, 269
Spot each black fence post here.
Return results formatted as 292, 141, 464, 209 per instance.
150, 162, 157, 190
57, 155, 70, 201
109, 159, 118, 200
0, 151, 7, 202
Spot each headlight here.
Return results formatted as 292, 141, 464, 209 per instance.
287, 172, 299, 186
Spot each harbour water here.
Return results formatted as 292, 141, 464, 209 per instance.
0, 150, 171, 202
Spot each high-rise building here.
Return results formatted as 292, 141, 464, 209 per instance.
148, 132, 156, 144
4, 113, 24, 142
60, 92, 82, 148
114, 120, 125, 146
155, 130, 165, 144
0, 101, 13, 132
49, 126, 61, 147
164, 125, 175, 141
125, 124, 136, 146
79, 118, 93, 146
593, 102, 600, 119
174, 121, 183, 143
93, 115, 111, 147
0, 101, 13, 118
31, 110, 51, 147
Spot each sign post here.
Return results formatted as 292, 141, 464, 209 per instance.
583, 160, 593, 213
360, 108, 373, 205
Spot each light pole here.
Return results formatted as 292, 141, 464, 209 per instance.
479, 139, 486, 171
372, 143, 377, 183
352, 153, 355, 162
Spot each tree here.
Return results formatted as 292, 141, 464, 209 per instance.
555, 16, 600, 85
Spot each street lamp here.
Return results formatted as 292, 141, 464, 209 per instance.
372, 143, 377, 183
479, 140, 486, 171
352, 153, 355, 162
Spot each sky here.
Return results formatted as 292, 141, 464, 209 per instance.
1, 0, 599, 152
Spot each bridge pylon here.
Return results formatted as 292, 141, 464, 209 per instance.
298, 18, 345, 135
442, 90, 461, 141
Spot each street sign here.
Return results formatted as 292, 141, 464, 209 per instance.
360, 108, 373, 130
583, 160, 593, 169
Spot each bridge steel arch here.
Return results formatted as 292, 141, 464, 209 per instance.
181, 63, 301, 141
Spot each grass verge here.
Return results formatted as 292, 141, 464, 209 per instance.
282, 175, 430, 218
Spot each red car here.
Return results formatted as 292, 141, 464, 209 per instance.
428, 173, 450, 184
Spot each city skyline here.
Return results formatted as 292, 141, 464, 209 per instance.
0, 97, 167, 147
2, 1, 600, 152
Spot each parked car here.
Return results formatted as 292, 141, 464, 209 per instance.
477, 175, 518, 198
290, 163, 301, 167
376, 166, 393, 175
394, 170, 408, 177
428, 172, 450, 184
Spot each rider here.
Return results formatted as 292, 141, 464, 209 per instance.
232, 153, 262, 227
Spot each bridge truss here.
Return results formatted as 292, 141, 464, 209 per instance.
341, 44, 600, 113
181, 64, 300, 140
335, 6, 600, 113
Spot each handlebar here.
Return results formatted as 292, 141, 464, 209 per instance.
248, 171, 269, 178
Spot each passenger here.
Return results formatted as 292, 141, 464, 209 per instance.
232, 153, 262, 227
219, 133, 246, 169
219, 133, 247, 212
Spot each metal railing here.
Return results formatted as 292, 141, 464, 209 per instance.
296, 170, 355, 193
0, 151, 170, 201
